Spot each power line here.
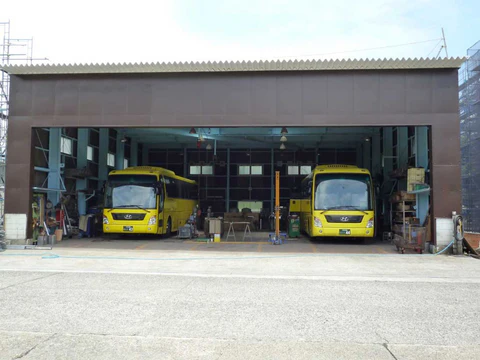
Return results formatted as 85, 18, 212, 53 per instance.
271, 38, 443, 59
426, 39, 443, 58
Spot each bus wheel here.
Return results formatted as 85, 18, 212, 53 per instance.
165, 218, 172, 238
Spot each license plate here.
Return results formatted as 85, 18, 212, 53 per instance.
339, 229, 351, 235
123, 226, 133, 232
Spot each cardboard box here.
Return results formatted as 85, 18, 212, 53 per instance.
55, 229, 63, 242
407, 168, 425, 192
396, 203, 412, 211
399, 191, 416, 201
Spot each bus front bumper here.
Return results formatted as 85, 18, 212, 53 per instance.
103, 224, 159, 234
312, 227, 374, 238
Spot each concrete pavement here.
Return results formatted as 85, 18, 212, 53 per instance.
0, 248, 479, 359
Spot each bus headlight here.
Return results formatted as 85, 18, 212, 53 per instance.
366, 218, 374, 228
148, 216, 157, 225
103, 215, 109, 225
314, 217, 323, 228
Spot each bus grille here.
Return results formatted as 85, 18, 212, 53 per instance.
112, 213, 146, 221
325, 215, 363, 223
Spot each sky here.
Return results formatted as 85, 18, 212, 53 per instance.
1, 0, 479, 65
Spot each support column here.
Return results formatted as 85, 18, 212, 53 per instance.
382, 127, 394, 227
130, 140, 138, 167
397, 127, 409, 190
416, 126, 429, 225
226, 148, 230, 212
356, 144, 362, 167
47, 128, 62, 205
98, 128, 109, 189
76, 129, 89, 216
372, 134, 381, 178
115, 133, 125, 170
142, 144, 149, 166
183, 148, 187, 177
4, 127, 35, 241
362, 141, 371, 171
270, 148, 274, 213
382, 127, 393, 187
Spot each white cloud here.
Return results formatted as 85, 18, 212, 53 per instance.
1, 0, 466, 64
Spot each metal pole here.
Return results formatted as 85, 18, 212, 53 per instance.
226, 148, 230, 212
275, 171, 280, 239
441, 28, 448, 57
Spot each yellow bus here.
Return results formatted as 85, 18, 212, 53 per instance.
294, 165, 375, 238
103, 166, 198, 236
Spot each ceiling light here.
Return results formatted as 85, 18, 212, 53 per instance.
280, 135, 287, 142
206, 143, 212, 150
280, 127, 288, 135
198, 134, 205, 142
365, 137, 370, 142
189, 128, 197, 134
280, 143, 286, 150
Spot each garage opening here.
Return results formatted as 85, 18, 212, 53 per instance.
31, 125, 431, 251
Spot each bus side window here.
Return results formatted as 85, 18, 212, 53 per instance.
165, 177, 179, 198
177, 180, 184, 199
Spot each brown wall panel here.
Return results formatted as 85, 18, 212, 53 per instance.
378, 73, 406, 114
54, 80, 79, 115
327, 73, 354, 114
354, 73, 380, 114
9, 76, 33, 117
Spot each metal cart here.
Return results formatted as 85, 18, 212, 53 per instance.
393, 225, 426, 254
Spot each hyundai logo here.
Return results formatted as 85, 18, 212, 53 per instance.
124, 214, 132, 220
340, 216, 349, 222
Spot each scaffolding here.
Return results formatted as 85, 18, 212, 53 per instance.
0, 21, 40, 221
460, 40, 480, 232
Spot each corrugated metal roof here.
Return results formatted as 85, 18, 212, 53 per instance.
0, 57, 465, 75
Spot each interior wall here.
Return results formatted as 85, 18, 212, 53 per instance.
147, 147, 357, 214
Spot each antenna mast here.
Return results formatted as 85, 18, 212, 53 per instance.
436, 28, 449, 58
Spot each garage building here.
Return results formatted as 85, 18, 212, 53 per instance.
1, 58, 464, 247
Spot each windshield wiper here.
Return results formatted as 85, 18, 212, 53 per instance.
108, 205, 150, 213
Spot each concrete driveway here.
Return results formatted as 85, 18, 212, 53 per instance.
0, 247, 479, 360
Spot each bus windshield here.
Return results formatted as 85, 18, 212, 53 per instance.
314, 174, 371, 211
105, 174, 158, 209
